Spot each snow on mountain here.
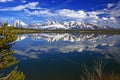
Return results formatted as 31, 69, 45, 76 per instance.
40, 20, 68, 29
13, 20, 27, 28
63, 21, 111, 30
28, 22, 41, 29
40, 20, 111, 30
12, 20, 112, 30
45, 20, 61, 25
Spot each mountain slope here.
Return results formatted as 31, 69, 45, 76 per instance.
13, 20, 112, 30
13, 20, 27, 28
35, 20, 112, 30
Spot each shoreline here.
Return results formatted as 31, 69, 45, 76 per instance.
1, 27, 120, 34
15, 28, 120, 34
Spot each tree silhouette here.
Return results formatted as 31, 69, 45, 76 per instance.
0, 23, 25, 80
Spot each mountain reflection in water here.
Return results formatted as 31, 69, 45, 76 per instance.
5, 33, 119, 80
14, 33, 120, 62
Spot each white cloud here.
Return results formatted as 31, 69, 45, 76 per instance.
110, 17, 116, 20
0, 2, 39, 11
21, 0, 27, 3
103, 2, 120, 17
57, 9, 87, 19
1, 5, 119, 28
25, 9, 88, 20
0, 0, 120, 28
99, 16, 120, 28
25, 8, 100, 24
25, 9, 99, 20
102, 17, 109, 20
24, 9, 54, 16
107, 3, 115, 8
88, 11, 99, 19
102, 17, 117, 22
0, 0, 13, 2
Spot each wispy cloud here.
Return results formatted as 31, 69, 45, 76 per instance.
100, 1, 120, 17
107, 3, 115, 8
21, 0, 27, 3
24, 9, 101, 23
0, 2, 39, 11
24, 7, 120, 28
24, 9, 54, 16
25, 9, 97, 19
0, 16, 16, 23
0, 0, 13, 2
0, 0, 120, 28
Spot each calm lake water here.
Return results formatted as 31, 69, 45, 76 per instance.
1, 33, 120, 80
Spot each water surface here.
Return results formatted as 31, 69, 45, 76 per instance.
1, 33, 120, 80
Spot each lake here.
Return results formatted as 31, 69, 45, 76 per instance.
1, 33, 120, 80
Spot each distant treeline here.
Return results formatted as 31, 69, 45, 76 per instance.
1, 23, 120, 34
15, 27, 120, 34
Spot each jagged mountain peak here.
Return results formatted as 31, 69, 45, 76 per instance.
13, 20, 27, 28
11, 20, 112, 30
45, 20, 61, 25
43, 20, 112, 30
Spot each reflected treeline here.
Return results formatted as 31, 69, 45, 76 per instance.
0, 23, 25, 80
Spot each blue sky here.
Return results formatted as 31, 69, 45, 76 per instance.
0, 0, 120, 28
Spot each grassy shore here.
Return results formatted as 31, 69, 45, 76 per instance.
14, 28, 41, 34
0, 27, 120, 34
15, 28, 120, 34
80, 60, 120, 80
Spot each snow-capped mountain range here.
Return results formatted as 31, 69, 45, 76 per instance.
13, 20, 112, 30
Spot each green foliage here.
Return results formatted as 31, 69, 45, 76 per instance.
0, 50, 18, 70
0, 67, 25, 80
0, 22, 17, 49
0, 22, 18, 70
0, 22, 25, 80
